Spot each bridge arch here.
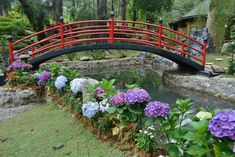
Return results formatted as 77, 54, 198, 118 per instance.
8, 19, 207, 72
29, 43, 204, 71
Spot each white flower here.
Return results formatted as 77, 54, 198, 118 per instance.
144, 131, 148, 134
99, 99, 110, 113
150, 135, 154, 139
139, 130, 142, 133
70, 78, 86, 95
196, 111, 212, 120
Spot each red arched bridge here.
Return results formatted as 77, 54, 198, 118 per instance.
8, 18, 207, 71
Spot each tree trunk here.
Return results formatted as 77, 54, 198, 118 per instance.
132, 0, 137, 26
52, 0, 63, 22
121, 0, 127, 20
97, 0, 107, 20
18, 0, 46, 41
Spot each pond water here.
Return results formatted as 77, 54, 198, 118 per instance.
81, 66, 235, 109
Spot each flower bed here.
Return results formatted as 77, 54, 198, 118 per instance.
5, 61, 235, 157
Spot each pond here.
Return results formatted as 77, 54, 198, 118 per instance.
80, 66, 235, 109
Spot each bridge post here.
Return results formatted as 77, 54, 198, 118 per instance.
59, 16, 65, 49
69, 26, 74, 47
7, 35, 14, 64
158, 18, 163, 48
31, 38, 35, 58
109, 11, 114, 44
146, 25, 149, 47
202, 39, 207, 65
181, 39, 186, 57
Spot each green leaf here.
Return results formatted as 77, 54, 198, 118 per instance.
191, 120, 208, 133
167, 143, 180, 157
182, 132, 204, 146
186, 145, 207, 157
108, 106, 117, 113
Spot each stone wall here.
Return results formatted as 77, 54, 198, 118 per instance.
0, 87, 46, 108
41, 57, 143, 70
162, 71, 235, 103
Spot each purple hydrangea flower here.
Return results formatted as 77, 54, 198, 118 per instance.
111, 93, 126, 106
7, 59, 22, 72
144, 101, 170, 118
38, 71, 51, 86
11, 59, 22, 69
82, 102, 99, 118
7, 65, 13, 72
208, 110, 235, 140
95, 87, 106, 99
125, 88, 150, 104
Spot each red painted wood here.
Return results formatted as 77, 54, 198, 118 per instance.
9, 20, 206, 66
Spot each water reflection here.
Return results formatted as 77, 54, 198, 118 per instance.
80, 66, 235, 109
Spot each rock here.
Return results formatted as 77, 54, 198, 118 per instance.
151, 55, 178, 70
0, 87, 45, 108
211, 65, 225, 73
81, 78, 99, 101
215, 58, 224, 61
80, 56, 91, 61
53, 144, 64, 150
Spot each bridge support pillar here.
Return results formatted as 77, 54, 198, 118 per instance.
109, 11, 114, 44
59, 16, 65, 49
7, 35, 13, 64
158, 18, 163, 49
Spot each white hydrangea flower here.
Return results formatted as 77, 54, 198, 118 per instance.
196, 111, 212, 120
70, 78, 86, 95
99, 99, 110, 113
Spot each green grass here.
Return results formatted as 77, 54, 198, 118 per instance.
206, 53, 231, 68
0, 104, 126, 157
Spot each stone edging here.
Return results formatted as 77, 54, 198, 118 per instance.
162, 71, 235, 104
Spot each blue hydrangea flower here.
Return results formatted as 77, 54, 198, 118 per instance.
7, 59, 22, 72
70, 78, 86, 95
125, 88, 150, 104
144, 101, 170, 118
208, 110, 235, 140
55, 75, 68, 90
82, 102, 99, 118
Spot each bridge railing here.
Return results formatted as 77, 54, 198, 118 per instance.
8, 18, 207, 66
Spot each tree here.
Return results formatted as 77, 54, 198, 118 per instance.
52, 0, 63, 22
97, 0, 107, 20
208, 0, 235, 52
121, 0, 127, 20
18, 0, 46, 40
135, 0, 173, 23
0, 0, 14, 16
